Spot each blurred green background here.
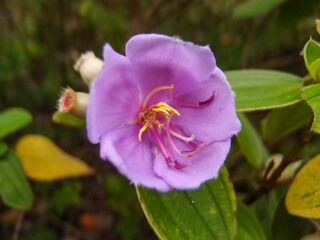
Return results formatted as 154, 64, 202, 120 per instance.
0, 0, 320, 239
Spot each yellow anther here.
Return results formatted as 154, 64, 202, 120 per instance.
151, 102, 180, 118
155, 120, 164, 128
152, 108, 171, 117
137, 85, 180, 141
138, 122, 150, 141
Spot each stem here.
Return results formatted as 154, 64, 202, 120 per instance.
243, 132, 313, 205
309, 219, 320, 233
243, 156, 291, 204
12, 211, 24, 240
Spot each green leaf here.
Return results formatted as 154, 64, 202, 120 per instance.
272, 194, 314, 240
226, 70, 303, 111
52, 111, 86, 128
233, 0, 288, 19
302, 84, 320, 133
0, 141, 8, 157
236, 113, 268, 167
303, 39, 320, 81
250, 191, 279, 239
236, 200, 266, 240
286, 154, 320, 218
137, 166, 236, 240
261, 101, 313, 140
309, 58, 320, 82
0, 108, 32, 139
303, 39, 320, 72
0, 149, 33, 209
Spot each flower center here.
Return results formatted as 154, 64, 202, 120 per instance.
135, 84, 215, 169
138, 102, 180, 141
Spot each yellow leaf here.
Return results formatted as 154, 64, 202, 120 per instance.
15, 134, 94, 181
285, 154, 320, 218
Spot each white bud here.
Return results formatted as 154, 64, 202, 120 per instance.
74, 51, 103, 87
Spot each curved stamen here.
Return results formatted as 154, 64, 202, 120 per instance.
168, 123, 196, 143
138, 122, 150, 141
166, 123, 185, 157
172, 91, 215, 108
142, 85, 174, 110
187, 141, 201, 149
166, 118, 204, 159
173, 159, 187, 170
150, 125, 170, 159
168, 122, 207, 154
151, 125, 187, 169
199, 91, 215, 107
169, 128, 195, 142
181, 142, 208, 157
167, 123, 206, 158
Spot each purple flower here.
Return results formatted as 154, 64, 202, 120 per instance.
87, 34, 241, 192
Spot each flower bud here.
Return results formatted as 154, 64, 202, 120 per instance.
316, 19, 320, 35
58, 87, 89, 118
74, 51, 103, 86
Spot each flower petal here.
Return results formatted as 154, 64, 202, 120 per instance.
171, 67, 241, 143
100, 124, 171, 192
154, 139, 231, 190
126, 34, 216, 105
87, 44, 141, 144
